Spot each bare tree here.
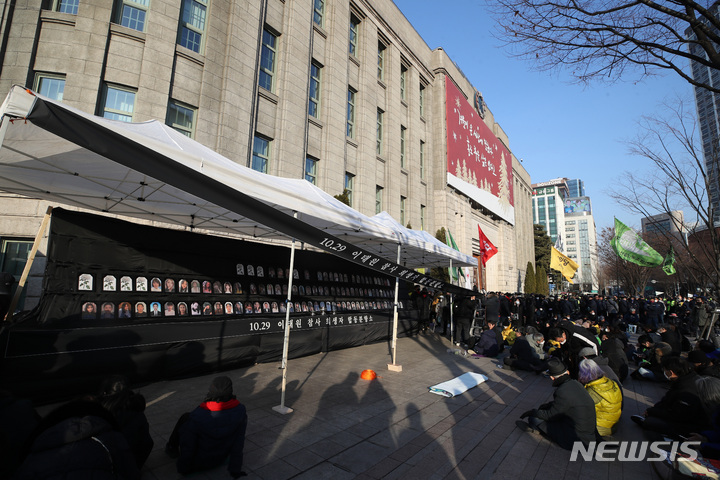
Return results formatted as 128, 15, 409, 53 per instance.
490, 0, 720, 93
610, 96, 720, 297
598, 227, 653, 295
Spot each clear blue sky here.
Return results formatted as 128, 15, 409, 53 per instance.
393, 0, 691, 233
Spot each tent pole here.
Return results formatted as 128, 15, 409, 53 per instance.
387, 244, 402, 372
449, 259, 454, 344
273, 212, 297, 415
4, 206, 52, 323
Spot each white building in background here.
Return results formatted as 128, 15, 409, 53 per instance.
641, 211, 687, 244
533, 177, 599, 293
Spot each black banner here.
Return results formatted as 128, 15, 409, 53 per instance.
0, 210, 421, 402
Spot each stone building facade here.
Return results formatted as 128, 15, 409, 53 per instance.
0, 0, 533, 309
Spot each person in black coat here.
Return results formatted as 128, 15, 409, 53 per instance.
599, 331, 629, 383
454, 294, 477, 346
95, 375, 154, 469
166, 376, 247, 478
516, 358, 598, 450
484, 292, 500, 324
12, 400, 140, 479
0, 390, 39, 478
631, 356, 710, 437
548, 320, 600, 378
658, 323, 683, 356
472, 319, 500, 357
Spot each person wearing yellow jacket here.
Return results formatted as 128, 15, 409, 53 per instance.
578, 358, 622, 437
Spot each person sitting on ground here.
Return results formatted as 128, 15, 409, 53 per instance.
504, 332, 548, 372
632, 334, 655, 365
631, 356, 710, 437
501, 322, 517, 346
688, 350, 720, 379
658, 323, 683, 355
0, 390, 39, 478
548, 319, 601, 379
687, 376, 720, 459
472, 319, 500, 357
95, 375, 154, 469
165, 376, 248, 478
516, 357, 598, 450
599, 330, 629, 383
12, 400, 139, 479
578, 359, 622, 438
578, 347, 620, 386
698, 339, 720, 362
632, 341, 673, 381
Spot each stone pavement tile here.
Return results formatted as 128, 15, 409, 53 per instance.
305, 437, 348, 459
250, 459, 301, 480
325, 429, 364, 448
360, 456, 404, 479
328, 440, 392, 474
288, 461, 356, 480
281, 447, 325, 472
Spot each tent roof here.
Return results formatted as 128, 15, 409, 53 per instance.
0, 86, 476, 269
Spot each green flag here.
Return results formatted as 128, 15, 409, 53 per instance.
610, 218, 664, 267
445, 229, 465, 282
662, 246, 676, 275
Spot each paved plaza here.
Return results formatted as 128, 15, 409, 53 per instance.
41, 332, 669, 479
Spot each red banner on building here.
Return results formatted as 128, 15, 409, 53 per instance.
445, 76, 514, 224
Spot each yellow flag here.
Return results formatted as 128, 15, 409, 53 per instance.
550, 246, 579, 283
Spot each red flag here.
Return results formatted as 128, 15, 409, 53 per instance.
478, 225, 498, 267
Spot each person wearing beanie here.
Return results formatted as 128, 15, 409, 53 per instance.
165, 376, 247, 478
515, 357, 598, 450
689, 350, 720, 379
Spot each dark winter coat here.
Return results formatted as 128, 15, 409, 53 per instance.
177, 399, 248, 477
112, 393, 154, 468
12, 401, 140, 480
646, 372, 709, 431
473, 328, 499, 357
533, 375, 598, 450
600, 337, 629, 383
484, 295, 500, 322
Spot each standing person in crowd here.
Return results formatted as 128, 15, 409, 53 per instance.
413, 287, 432, 335
12, 400, 140, 479
95, 375, 154, 469
165, 376, 247, 478
454, 293, 477, 347
516, 358, 598, 450
694, 297, 712, 339
578, 359, 622, 438
484, 292, 500, 325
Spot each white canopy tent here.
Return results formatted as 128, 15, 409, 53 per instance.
0, 85, 477, 411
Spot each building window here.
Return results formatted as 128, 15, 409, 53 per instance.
400, 64, 407, 101
400, 196, 406, 226
400, 125, 406, 169
308, 62, 322, 118
34, 74, 65, 101
349, 14, 359, 57
313, 0, 324, 27
375, 186, 383, 214
0, 239, 32, 311
376, 109, 383, 156
419, 140, 425, 179
166, 101, 196, 138
346, 88, 356, 139
178, 0, 207, 54
378, 41, 386, 80
252, 136, 270, 173
259, 29, 277, 92
419, 83, 425, 117
420, 204, 426, 230
115, 0, 149, 32
102, 85, 136, 122
53, 0, 79, 14
304, 157, 318, 184
345, 172, 355, 207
